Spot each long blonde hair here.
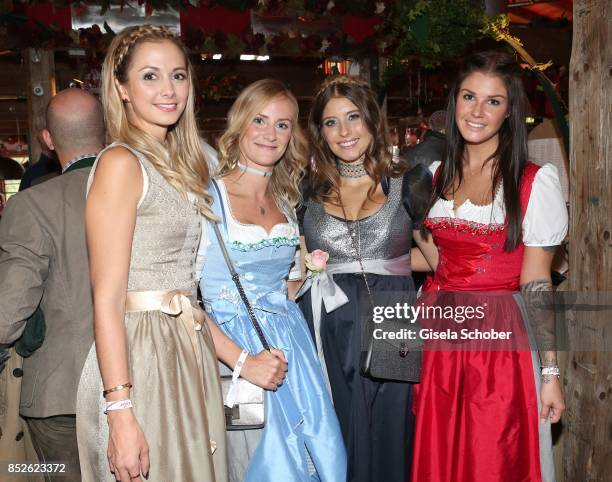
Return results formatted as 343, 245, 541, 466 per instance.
102, 24, 215, 219
217, 79, 308, 208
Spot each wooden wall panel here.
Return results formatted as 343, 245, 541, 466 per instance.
564, 0, 612, 480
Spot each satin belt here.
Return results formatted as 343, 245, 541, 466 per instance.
296, 253, 412, 396
124, 290, 216, 453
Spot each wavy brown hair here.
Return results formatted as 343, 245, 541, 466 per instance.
216, 79, 308, 208
307, 75, 404, 204
102, 24, 215, 219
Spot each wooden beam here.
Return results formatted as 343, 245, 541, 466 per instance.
565, 1, 612, 480
24, 49, 55, 163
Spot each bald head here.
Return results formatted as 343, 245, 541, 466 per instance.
45, 89, 105, 165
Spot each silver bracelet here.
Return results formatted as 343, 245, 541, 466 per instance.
541, 365, 560, 378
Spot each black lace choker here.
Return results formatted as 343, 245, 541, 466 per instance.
336, 159, 368, 178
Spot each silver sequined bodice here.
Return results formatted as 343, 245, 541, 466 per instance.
302, 176, 413, 262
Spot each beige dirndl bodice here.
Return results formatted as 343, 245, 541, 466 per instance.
76, 143, 227, 482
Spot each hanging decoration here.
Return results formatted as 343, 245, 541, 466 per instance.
0, 1, 484, 62
483, 14, 569, 154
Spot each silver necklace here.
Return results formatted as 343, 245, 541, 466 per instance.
338, 193, 375, 305
336, 159, 368, 178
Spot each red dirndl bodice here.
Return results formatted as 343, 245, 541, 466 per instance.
411, 163, 545, 482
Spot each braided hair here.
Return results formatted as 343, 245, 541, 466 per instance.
102, 25, 215, 219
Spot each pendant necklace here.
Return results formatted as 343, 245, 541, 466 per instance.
235, 161, 271, 215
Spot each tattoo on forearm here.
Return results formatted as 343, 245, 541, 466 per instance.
520, 279, 557, 361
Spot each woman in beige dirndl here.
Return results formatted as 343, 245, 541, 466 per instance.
75, 25, 228, 482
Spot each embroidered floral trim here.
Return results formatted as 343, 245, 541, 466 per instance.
424, 217, 505, 236
217, 286, 241, 305
231, 235, 299, 252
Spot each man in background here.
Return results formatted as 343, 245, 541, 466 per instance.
402, 111, 446, 168
0, 88, 105, 480
18, 130, 61, 191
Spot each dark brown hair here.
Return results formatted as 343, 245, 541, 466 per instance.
307, 75, 404, 203
429, 50, 529, 251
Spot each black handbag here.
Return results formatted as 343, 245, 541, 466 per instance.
338, 187, 422, 383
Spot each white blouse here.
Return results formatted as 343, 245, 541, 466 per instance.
427, 161, 568, 246
197, 179, 302, 280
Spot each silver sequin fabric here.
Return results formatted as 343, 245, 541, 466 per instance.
303, 176, 413, 262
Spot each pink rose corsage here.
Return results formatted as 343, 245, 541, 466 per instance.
304, 249, 329, 275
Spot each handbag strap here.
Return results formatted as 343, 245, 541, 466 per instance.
337, 191, 376, 309
210, 180, 271, 351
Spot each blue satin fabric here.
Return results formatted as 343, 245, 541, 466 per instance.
199, 182, 346, 482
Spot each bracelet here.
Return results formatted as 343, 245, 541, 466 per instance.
104, 399, 133, 414
102, 382, 132, 397
541, 365, 561, 377
226, 350, 249, 408
233, 349, 249, 380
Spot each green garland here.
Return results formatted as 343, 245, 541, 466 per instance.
375, 0, 489, 98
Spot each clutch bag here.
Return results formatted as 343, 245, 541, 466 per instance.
220, 375, 265, 430
210, 189, 270, 431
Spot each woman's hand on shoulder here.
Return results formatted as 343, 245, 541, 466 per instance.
241, 349, 288, 391
107, 409, 150, 481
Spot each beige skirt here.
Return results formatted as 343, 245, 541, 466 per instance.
76, 291, 228, 482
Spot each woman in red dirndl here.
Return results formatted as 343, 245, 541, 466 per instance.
411, 51, 567, 482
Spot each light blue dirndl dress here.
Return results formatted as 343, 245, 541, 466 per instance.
199, 179, 346, 482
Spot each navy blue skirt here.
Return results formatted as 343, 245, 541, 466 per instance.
300, 272, 416, 482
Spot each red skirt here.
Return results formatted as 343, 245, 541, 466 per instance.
411, 292, 543, 482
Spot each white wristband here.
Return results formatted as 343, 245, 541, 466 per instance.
104, 399, 133, 414
233, 349, 249, 382
226, 349, 249, 408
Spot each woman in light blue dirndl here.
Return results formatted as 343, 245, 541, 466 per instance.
199, 79, 346, 482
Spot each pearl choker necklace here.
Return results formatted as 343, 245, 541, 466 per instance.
336, 159, 368, 178
237, 161, 273, 177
